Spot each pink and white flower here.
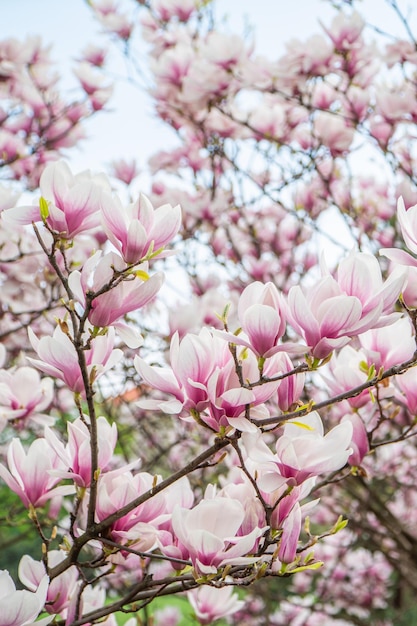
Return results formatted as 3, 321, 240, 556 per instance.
0, 366, 53, 429
101, 192, 181, 265
187, 585, 245, 625
171, 496, 267, 576
287, 251, 405, 359
45, 416, 117, 487
243, 412, 353, 490
68, 251, 164, 328
4, 160, 109, 238
19, 551, 78, 614
0, 568, 50, 626
0, 438, 74, 509
28, 325, 122, 394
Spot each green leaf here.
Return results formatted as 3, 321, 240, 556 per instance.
39, 196, 49, 220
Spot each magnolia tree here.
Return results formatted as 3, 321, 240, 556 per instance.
2, 0, 417, 624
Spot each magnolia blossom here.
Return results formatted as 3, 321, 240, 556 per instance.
278, 501, 302, 564
187, 586, 245, 625
314, 111, 355, 156
342, 414, 369, 467
359, 316, 415, 370
152, 607, 181, 626
396, 196, 417, 253
94, 471, 169, 551
0, 569, 50, 626
45, 416, 117, 487
28, 325, 122, 394
135, 328, 224, 415
381, 197, 417, 275
19, 551, 78, 614
396, 367, 417, 415
171, 496, 267, 576
136, 328, 280, 431
0, 366, 53, 429
3, 160, 109, 238
152, 0, 198, 22
101, 192, 181, 264
287, 251, 405, 359
109, 158, 139, 184
217, 281, 289, 358
68, 250, 164, 329
0, 437, 74, 509
244, 412, 353, 490
324, 345, 370, 409
65, 583, 115, 626
218, 476, 266, 538
336, 251, 405, 324
204, 350, 281, 432
275, 352, 305, 412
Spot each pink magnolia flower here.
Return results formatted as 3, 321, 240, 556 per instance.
136, 328, 280, 432
101, 192, 181, 264
135, 328, 223, 415
152, 0, 198, 22
288, 277, 362, 359
65, 583, 113, 626
93, 3, 133, 39
342, 414, 369, 467
94, 471, 168, 551
218, 281, 288, 358
287, 251, 405, 359
151, 44, 194, 93
0, 438, 74, 509
218, 474, 266, 538
204, 350, 281, 432
396, 367, 417, 415
187, 586, 245, 625
314, 112, 355, 156
73, 62, 112, 97
171, 496, 267, 576
400, 265, 417, 308
248, 100, 288, 142
323, 10, 364, 49
109, 158, 139, 185
383, 197, 417, 260
3, 160, 109, 238
19, 551, 78, 614
28, 325, 122, 394
153, 607, 181, 626
267, 478, 317, 533
359, 316, 415, 370
336, 251, 405, 325
0, 366, 53, 429
68, 251, 164, 328
275, 352, 305, 412
0, 569, 50, 626
243, 412, 353, 490
323, 345, 370, 409
201, 31, 248, 70
45, 416, 117, 487
275, 413, 353, 484
80, 44, 107, 67
278, 501, 302, 564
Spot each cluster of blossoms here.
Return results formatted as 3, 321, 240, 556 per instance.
0, 34, 112, 191
2, 1, 417, 625
0, 156, 416, 625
